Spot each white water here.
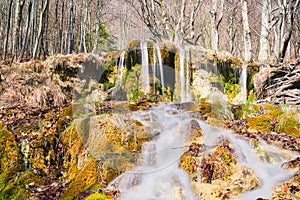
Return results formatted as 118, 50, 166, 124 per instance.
153, 45, 156, 95
141, 41, 150, 93
155, 44, 165, 96
107, 103, 298, 200
180, 49, 185, 102
179, 49, 191, 102
185, 50, 191, 102
107, 104, 195, 200
240, 64, 247, 104
118, 50, 126, 85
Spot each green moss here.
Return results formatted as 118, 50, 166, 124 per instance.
247, 115, 272, 132
85, 192, 113, 200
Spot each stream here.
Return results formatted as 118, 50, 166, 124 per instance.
107, 103, 298, 200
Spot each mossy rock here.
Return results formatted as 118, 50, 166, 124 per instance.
60, 159, 99, 200
0, 128, 25, 199
247, 115, 272, 132
275, 112, 300, 138
0, 170, 46, 200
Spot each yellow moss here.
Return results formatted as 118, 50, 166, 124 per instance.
61, 158, 99, 200
180, 155, 197, 176
62, 123, 84, 182
268, 108, 284, 118
0, 128, 25, 199
85, 192, 113, 200
275, 112, 300, 137
247, 115, 271, 132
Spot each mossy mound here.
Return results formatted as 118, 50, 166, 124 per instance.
60, 159, 99, 200
0, 128, 25, 199
246, 105, 300, 137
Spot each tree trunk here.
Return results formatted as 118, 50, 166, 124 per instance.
33, 0, 49, 59
59, 0, 65, 54
2, 0, 13, 60
68, 0, 75, 54
12, 0, 26, 59
20, 0, 33, 60
258, 0, 270, 62
241, 0, 252, 62
210, 0, 224, 51
278, 0, 299, 61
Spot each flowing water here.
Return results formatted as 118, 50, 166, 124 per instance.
118, 50, 126, 85
107, 104, 195, 200
107, 103, 298, 200
153, 45, 157, 94
155, 44, 165, 96
179, 49, 191, 103
141, 41, 150, 93
240, 64, 247, 104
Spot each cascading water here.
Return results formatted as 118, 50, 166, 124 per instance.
107, 103, 298, 200
118, 50, 126, 85
199, 121, 298, 199
153, 45, 157, 95
107, 104, 195, 200
155, 44, 165, 96
141, 41, 150, 93
180, 49, 185, 102
179, 49, 191, 102
240, 64, 247, 104
185, 50, 191, 102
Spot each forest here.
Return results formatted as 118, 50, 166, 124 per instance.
0, 0, 299, 63
0, 0, 300, 200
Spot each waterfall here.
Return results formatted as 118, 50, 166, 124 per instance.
155, 44, 165, 96
240, 64, 247, 104
140, 41, 150, 93
179, 49, 191, 102
153, 45, 156, 95
185, 49, 191, 102
179, 49, 186, 102
118, 50, 126, 84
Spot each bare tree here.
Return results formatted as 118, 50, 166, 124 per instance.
33, 0, 49, 59
210, 0, 224, 51
2, 0, 13, 60
241, 0, 252, 62
12, 0, 25, 59
125, 0, 202, 45
258, 0, 270, 62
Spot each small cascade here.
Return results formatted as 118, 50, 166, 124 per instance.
240, 63, 247, 104
199, 121, 298, 199
107, 104, 195, 200
117, 50, 126, 85
155, 44, 165, 96
140, 41, 150, 93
